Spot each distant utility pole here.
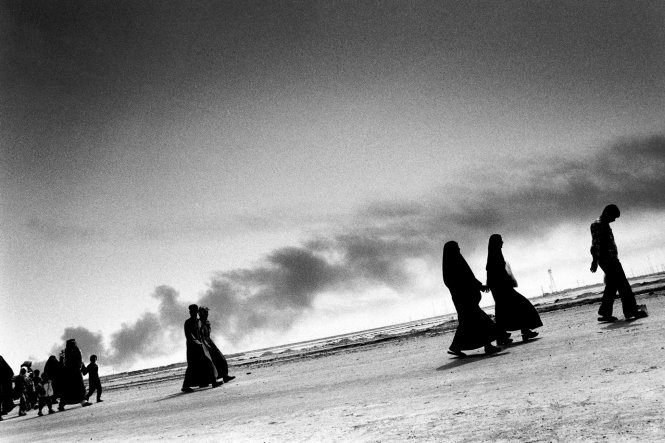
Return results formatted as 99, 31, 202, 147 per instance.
548, 268, 557, 294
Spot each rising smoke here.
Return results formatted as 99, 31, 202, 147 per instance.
52, 135, 665, 369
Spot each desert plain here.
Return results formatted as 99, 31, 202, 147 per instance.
2, 290, 665, 442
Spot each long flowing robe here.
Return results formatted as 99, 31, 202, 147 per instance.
486, 238, 543, 332
44, 356, 63, 400
0, 356, 15, 415
59, 345, 87, 404
182, 317, 218, 388
200, 320, 229, 378
442, 242, 499, 351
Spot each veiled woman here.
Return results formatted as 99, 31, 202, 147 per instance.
44, 355, 63, 402
442, 241, 501, 357
0, 355, 15, 419
58, 339, 92, 410
486, 234, 542, 341
199, 307, 235, 384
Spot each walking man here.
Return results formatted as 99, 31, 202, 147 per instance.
590, 204, 648, 322
181, 304, 220, 392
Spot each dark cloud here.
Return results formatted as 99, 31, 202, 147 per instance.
106, 313, 162, 367
57, 327, 105, 358
3, 1, 663, 187
197, 247, 345, 342
153, 285, 187, 327
475, 135, 665, 233
33, 326, 107, 371
46, 135, 665, 369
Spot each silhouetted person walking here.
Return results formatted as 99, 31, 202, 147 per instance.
15, 367, 29, 416
44, 355, 62, 403
442, 241, 501, 357
182, 304, 220, 392
58, 339, 92, 410
486, 234, 542, 341
84, 355, 103, 403
199, 307, 235, 384
591, 204, 648, 322
0, 356, 15, 420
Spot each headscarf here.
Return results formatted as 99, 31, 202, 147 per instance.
63, 339, 82, 369
486, 234, 505, 270
442, 241, 477, 289
0, 355, 14, 379
487, 234, 516, 288
600, 204, 620, 221
44, 355, 62, 379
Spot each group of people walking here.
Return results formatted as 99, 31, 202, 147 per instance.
0, 339, 103, 421
443, 235, 542, 357
2, 305, 237, 420
443, 204, 649, 357
182, 305, 235, 392
1, 204, 652, 421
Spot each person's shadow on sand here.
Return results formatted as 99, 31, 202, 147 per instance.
602, 320, 645, 330
436, 351, 509, 371
155, 386, 219, 402
504, 337, 542, 348
155, 392, 191, 402
21, 413, 60, 422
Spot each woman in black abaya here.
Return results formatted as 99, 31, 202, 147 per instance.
0, 356, 15, 419
442, 241, 502, 357
58, 339, 92, 410
486, 234, 542, 341
44, 355, 62, 402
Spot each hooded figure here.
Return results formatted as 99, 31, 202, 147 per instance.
58, 339, 91, 410
0, 356, 16, 418
442, 241, 501, 357
486, 234, 542, 340
44, 355, 63, 401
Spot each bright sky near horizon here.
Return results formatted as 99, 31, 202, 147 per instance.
2, 0, 665, 373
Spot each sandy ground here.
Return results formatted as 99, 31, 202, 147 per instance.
3, 291, 665, 442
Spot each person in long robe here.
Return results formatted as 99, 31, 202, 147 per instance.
181, 304, 220, 392
0, 355, 15, 419
58, 339, 92, 410
199, 307, 235, 383
442, 241, 502, 357
44, 355, 62, 403
486, 234, 542, 341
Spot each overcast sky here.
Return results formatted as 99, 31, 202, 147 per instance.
2, 0, 665, 372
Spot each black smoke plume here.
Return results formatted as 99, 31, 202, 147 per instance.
50, 135, 665, 368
